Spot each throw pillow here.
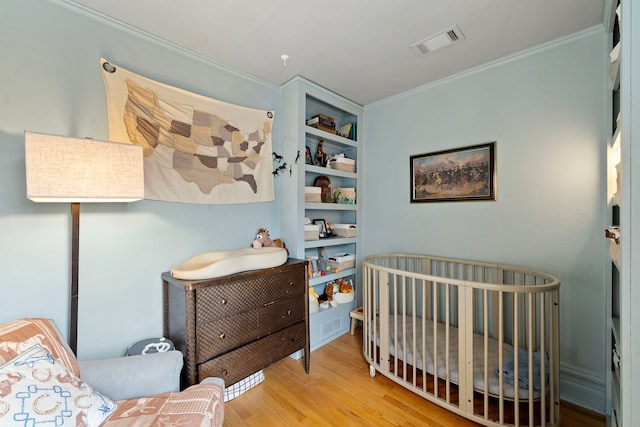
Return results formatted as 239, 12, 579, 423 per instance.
0, 318, 80, 377
0, 344, 117, 426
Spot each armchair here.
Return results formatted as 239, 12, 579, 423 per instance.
0, 318, 224, 426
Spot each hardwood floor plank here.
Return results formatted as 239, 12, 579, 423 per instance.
224, 328, 606, 426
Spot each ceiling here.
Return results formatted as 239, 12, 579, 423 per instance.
67, 0, 606, 105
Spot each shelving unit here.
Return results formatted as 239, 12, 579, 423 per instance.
609, 1, 640, 425
280, 77, 363, 351
605, 1, 622, 425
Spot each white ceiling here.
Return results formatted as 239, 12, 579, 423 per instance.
67, 0, 605, 105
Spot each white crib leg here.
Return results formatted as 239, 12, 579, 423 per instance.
369, 365, 376, 377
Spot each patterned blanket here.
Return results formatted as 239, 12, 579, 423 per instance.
103, 383, 224, 427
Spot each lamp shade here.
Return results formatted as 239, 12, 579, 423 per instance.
25, 132, 144, 203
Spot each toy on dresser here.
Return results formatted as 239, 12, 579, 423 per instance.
252, 228, 288, 254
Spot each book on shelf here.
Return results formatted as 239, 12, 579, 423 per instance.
307, 123, 337, 134
338, 122, 357, 140
337, 123, 352, 139
307, 116, 336, 129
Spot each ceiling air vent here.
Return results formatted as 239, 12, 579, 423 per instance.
411, 25, 465, 56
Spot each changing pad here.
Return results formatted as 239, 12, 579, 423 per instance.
171, 247, 288, 280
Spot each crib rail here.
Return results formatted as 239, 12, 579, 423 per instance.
362, 254, 561, 427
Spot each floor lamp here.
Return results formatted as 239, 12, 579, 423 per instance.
25, 132, 144, 355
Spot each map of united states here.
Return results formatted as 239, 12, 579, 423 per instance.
122, 79, 271, 195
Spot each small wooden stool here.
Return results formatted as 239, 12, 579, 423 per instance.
350, 307, 364, 335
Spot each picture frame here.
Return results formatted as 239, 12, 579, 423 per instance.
313, 219, 328, 238
410, 142, 496, 203
305, 146, 313, 165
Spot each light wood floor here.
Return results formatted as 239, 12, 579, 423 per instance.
224, 327, 606, 426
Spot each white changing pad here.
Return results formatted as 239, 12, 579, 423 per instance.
171, 247, 288, 280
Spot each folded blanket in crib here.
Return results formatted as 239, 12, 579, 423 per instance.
496, 348, 548, 390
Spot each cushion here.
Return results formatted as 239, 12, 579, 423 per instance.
101, 382, 224, 427
0, 318, 80, 377
78, 350, 183, 401
0, 344, 117, 426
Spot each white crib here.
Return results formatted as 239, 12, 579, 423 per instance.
362, 254, 561, 427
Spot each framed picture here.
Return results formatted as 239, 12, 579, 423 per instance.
313, 219, 328, 238
410, 142, 496, 203
305, 146, 313, 165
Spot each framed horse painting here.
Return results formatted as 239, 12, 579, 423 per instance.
410, 142, 496, 203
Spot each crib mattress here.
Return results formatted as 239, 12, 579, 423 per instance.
375, 316, 543, 400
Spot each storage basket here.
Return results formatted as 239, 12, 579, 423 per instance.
333, 224, 356, 238
333, 187, 356, 204
327, 253, 355, 270
305, 224, 320, 241
305, 187, 321, 203
328, 157, 356, 173
333, 292, 355, 304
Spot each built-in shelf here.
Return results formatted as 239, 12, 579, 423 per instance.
305, 202, 357, 211
281, 76, 363, 351
606, 1, 624, 425
304, 237, 356, 249
305, 126, 358, 147
305, 165, 356, 179
308, 268, 356, 286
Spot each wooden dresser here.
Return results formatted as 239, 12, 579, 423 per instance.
162, 258, 310, 388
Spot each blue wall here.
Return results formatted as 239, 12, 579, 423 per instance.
362, 29, 607, 410
0, 0, 282, 359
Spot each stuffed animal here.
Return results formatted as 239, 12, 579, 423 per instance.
309, 286, 320, 305
318, 282, 334, 303
252, 228, 288, 254
339, 278, 354, 293
315, 140, 327, 166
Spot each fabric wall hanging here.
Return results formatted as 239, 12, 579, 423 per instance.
101, 58, 274, 204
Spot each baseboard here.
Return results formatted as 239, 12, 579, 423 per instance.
560, 362, 606, 414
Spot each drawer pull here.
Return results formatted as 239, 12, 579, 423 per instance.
220, 298, 227, 305
219, 333, 226, 340
282, 309, 292, 319
222, 369, 228, 376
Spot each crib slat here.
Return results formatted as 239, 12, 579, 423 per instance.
445, 281, 451, 404
379, 270, 389, 376
459, 285, 475, 414
514, 292, 520, 426
483, 289, 490, 420
528, 292, 534, 427
499, 290, 505, 425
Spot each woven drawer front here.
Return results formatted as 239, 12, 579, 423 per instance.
268, 321, 307, 364
258, 296, 305, 335
198, 322, 306, 386
195, 268, 304, 323
195, 296, 305, 361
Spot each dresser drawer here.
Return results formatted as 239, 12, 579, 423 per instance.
258, 296, 306, 334
198, 321, 306, 386
195, 296, 305, 361
195, 267, 305, 322
267, 320, 308, 364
